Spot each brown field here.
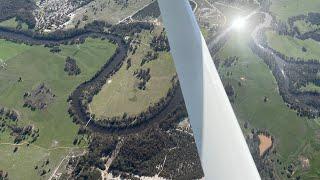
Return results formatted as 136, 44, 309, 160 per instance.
258, 134, 272, 156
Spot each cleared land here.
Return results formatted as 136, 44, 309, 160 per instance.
0, 145, 71, 180
270, 0, 320, 22
0, 18, 18, 28
0, 40, 30, 62
218, 32, 312, 160
266, 30, 320, 60
294, 20, 320, 34
0, 38, 116, 179
299, 83, 320, 93
258, 134, 272, 156
213, 2, 320, 178
0, 18, 29, 30
90, 29, 175, 118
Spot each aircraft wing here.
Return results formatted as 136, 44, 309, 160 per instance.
157, 0, 261, 179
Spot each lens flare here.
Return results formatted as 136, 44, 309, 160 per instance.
232, 17, 246, 30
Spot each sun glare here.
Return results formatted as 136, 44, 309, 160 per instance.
232, 17, 246, 31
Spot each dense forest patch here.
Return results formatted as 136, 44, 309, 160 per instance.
64, 57, 81, 76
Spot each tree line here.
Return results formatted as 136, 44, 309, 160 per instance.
273, 13, 320, 41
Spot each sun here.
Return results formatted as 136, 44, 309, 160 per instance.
231, 17, 246, 31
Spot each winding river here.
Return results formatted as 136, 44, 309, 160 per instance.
0, 26, 185, 135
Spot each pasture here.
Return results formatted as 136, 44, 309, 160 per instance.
90, 29, 176, 118
299, 83, 320, 93
270, 0, 320, 22
0, 18, 29, 30
201, 1, 320, 177
0, 37, 116, 179
217, 31, 313, 160
266, 30, 320, 60
294, 20, 320, 34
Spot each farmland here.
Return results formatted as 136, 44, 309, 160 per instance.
270, 0, 320, 22
265, 30, 320, 60
1, 0, 320, 179
0, 18, 29, 30
294, 20, 320, 34
0, 1, 203, 179
217, 31, 313, 161
90, 28, 175, 119
0, 37, 116, 179
209, 0, 320, 178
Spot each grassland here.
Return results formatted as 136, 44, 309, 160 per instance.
307, 152, 320, 178
196, 1, 320, 177
266, 30, 320, 60
210, 4, 315, 166
0, 40, 30, 62
299, 83, 320, 93
0, 18, 18, 28
215, 20, 320, 177
294, 20, 320, 34
0, 18, 29, 30
0, 145, 72, 180
90, 29, 175, 118
217, 31, 314, 160
0, 38, 116, 179
270, 0, 320, 22
289, 127, 320, 179
200, 26, 209, 39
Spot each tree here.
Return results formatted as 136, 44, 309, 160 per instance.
302, 46, 307, 52
13, 147, 18, 153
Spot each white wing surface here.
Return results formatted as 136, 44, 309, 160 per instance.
157, 0, 261, 179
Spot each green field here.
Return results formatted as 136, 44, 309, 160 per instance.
0, 18, 18, 28
0, 145, 72, 180
214, 24, 320, 179
214, 1, 320, 178
200, 26, 209, 39
294, 20, 320, 34
0, 18, 29, 30
0, 38, 116, 179
270, 0, 320, 22
299, 83, 320, 93
0, 40, 30, 62
213, 3, 315, 163
266, 30, 320, 60
91, 30, 175, 118
307, 151, 320, 179
217, 31, 313, 160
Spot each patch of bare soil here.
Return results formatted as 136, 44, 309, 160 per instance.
299, 156, 310, 170
23, 83, 55, 110
258, 134, 272, 156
